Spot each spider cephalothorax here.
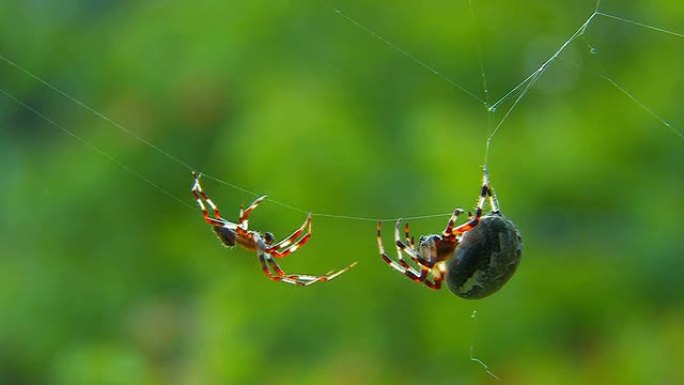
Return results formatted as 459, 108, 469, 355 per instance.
377, 169, 522, 299
191, 173, 356, 286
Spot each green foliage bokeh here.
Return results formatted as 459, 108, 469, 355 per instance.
1, 1, 683, 384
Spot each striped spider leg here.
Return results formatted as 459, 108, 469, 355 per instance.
377, 208, 463, 290
191, 172, 356, 286
450, 167, 500, 236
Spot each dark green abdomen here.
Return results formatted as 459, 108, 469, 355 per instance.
446, 215, 522, 299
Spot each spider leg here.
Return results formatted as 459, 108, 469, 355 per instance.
191, 172, 230, 226
268, 214, 312, 258
377, 221, 426, 282
378, 221, 443, 290
451, 170, 492, 235
233, 195, 267, 241
404, 222, 416, 249
258, 253, 321, 285
238, 195, 267, 230
322, 261, 358, 281
258, 253, 356, 286
442, 208, 465, 237
393, 220, 424, 272
484, 167, 501, 214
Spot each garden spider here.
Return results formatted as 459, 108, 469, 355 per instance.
191, 173, 356, 286
377, 168, 522, 298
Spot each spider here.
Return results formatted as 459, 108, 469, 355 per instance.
377, 168, 522, 299
191, 173, 356, 286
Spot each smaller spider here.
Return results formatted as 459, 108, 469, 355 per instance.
191, 173, 356, 286
377, 168, 522, 299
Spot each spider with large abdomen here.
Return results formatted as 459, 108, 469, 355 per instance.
377, 169, 522, 298
191, 173, 356, 286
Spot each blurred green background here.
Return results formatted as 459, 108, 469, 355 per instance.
1, 1, 683, 384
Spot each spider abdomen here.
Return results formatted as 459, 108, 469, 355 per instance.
213, 226, 237, 247
446, 214, 522, 299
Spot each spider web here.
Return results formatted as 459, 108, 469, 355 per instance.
1, 0, 681, 224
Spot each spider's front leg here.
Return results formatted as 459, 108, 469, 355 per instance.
404, 222, 416, 249
238, 195, 267, 231
232, 195, 268, 241
377, 220, 442, 289
377, 221, 423, 280
267, 214, 313, 258
395, 220, 432, 270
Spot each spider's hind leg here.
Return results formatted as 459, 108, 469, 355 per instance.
452, 169, 495, 235
484, 167, 501, 215
258, 253, 354, 286
191, 172, 225, 226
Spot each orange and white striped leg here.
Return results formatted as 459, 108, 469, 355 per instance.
404, 222, 416, 249
378, 220, 443, 290
394, 219, 430, 270
400, 241, 443, 290
191, 172, 227, 226
483, 168, 501, 215
442, 209, 465, 237
258, 253, 356, 286
394, 221, 442, 280
452, 171, 492, 235
377, 221, 427, 282
238, 195, 267, 230
268, 214, 312, 258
